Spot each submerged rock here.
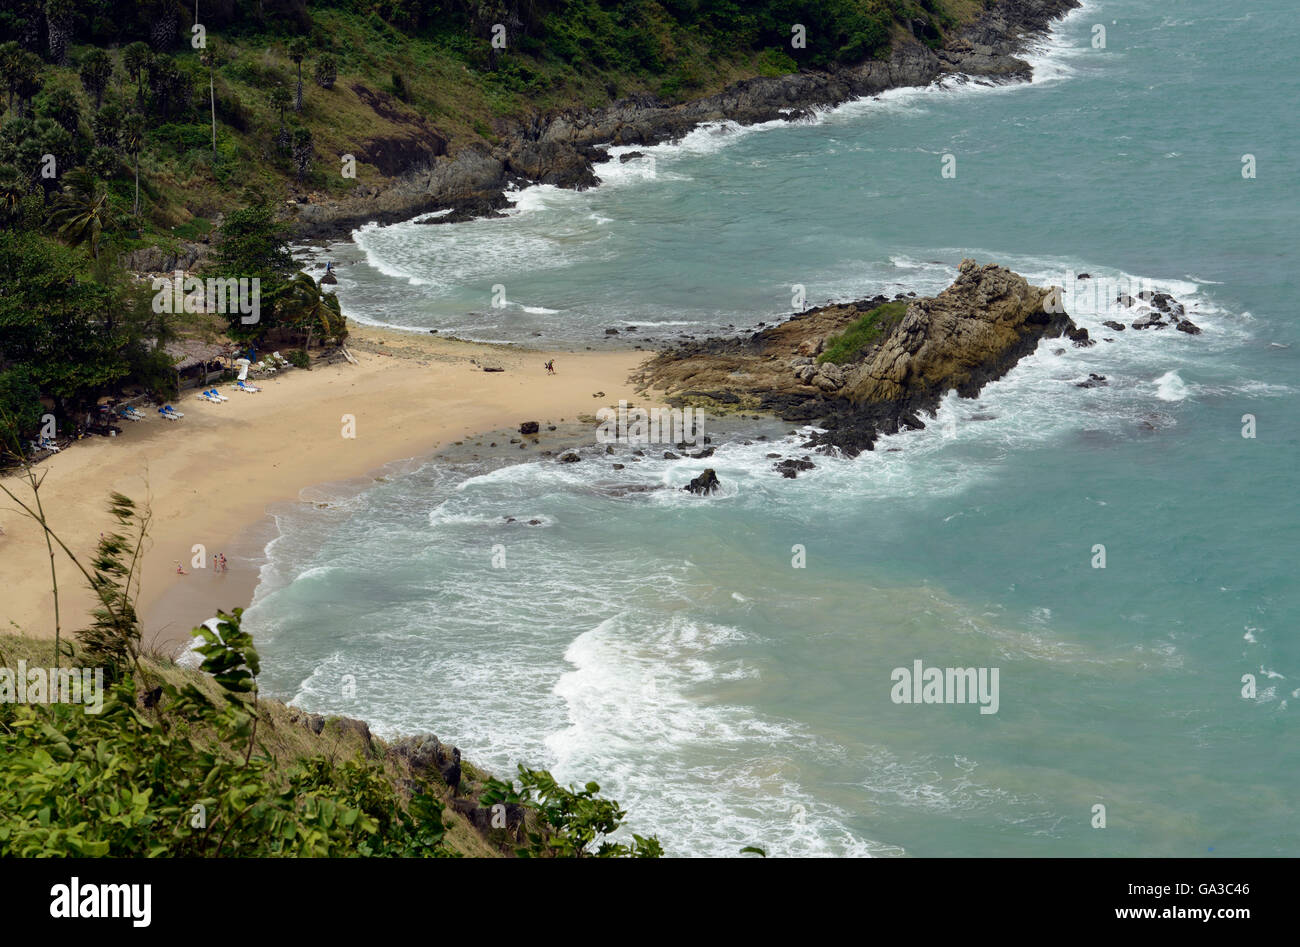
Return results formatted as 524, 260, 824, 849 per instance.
774, 457, 816, 478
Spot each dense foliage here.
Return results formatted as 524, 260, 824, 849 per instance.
0, 488, 663, 857
0, 609, 457, 856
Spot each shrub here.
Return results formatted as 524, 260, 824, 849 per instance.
757, 47, 798, 77
314, 54, 337, 89
818, 300, 909, 364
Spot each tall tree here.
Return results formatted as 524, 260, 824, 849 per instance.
290, 124, 311, 181
274, 271, 346, 348
91, 102, 122, 149
122, 42, 152, 111
49, 167, 110, 259
38, 86, 81, 137
0, 230, 130, 417
0, 45, 43, 117
146, 55, 190, 121
207, 198, 296, 339
121, 110, 145, 216
268, 83, 290, 153
0, 42, 22, 113
43, 0, 74, 67
200, 43, 217, 157
79, 48, 113, 109
287, 37, 307, 112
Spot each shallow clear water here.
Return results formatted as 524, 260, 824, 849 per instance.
259, 0, 1299, 856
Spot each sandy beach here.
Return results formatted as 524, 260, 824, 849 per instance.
0, 325, 648, 657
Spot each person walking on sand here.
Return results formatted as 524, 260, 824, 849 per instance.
545, 359, 555, 375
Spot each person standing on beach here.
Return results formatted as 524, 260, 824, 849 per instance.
219, 553, 227, 573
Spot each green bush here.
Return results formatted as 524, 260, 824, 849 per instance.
150, 122, 213, 157
0, 608, 450, 857
757, 47, 799, 77
819, 300, 909, 364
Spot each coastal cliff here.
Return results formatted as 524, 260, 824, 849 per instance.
291, 0, 1081, 238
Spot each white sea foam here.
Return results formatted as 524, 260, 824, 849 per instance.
1154, 370, 1190, 401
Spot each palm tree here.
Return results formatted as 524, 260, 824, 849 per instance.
0, 45, 43, 117
79, 48, 114, 109
268, 83, 290, 152
49, 168, 110, 259
200, 44, 217, 156
0, 163, 27, 220
40, 86, 81, 137
0, 42, 21, 113
313, 54, 336, 90
121, 110, 146, 216
122, 42, 152, 110
287, 38, 307, 112
290, 124, 312, 181
274, 272, 346, 348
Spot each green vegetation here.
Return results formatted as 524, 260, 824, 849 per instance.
0, 179, 347, 452
0, 482, 665, 857
818, 299, 908, 364
0, 1, 987, 446
0, 1, 979, 237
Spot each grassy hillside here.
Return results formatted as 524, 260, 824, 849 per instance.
1, 0, 991, 242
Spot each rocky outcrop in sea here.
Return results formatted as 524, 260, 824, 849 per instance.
640, 259, 1196, 457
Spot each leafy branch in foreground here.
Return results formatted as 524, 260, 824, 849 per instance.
0, 488, 664, 857
480, 766, 663, 858
0, 609, 451, 857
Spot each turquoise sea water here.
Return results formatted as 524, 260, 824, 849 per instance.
254, 0, 1298, 856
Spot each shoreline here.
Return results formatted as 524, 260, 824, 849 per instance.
288, 0, 1083, 241
0, 324, 652, 658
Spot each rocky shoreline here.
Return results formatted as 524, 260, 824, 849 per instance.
288, 0, 1081, 240
639, 260, 1201, 462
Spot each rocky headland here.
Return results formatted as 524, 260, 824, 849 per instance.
288, 0, 1081, 240
639, 260, 1199, 460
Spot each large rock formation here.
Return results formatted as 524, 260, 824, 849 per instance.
841, 259, 1064, 406
641, 261, 1075, 456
